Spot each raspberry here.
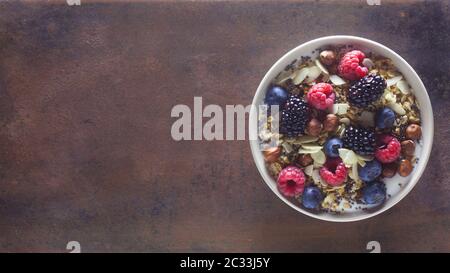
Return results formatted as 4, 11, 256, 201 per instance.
277, 166, 305, 197
306, 83, 335, 110
338, 50, 369, 81
319, 158, 348, 186
375, 135, 401, 163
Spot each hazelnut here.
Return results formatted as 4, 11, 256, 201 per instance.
327, 65, 337, 75
319, 50, 336, 66
298, 154, 313, 167
307, 118, 322, 136
263, 147, 281, 163
398, 159, 413, 177
401, 140, 416, 157
323, 114, 339, 132
382, 163, 398, 178
405, 124, 422, 140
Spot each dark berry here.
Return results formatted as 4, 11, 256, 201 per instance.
343, 126, 376, 155
347, 74, 386, 108
280, 95, 310, 137
362, 181, 386, 205
264, 86, 289, 106
301, 186, 324, 209
324, 137, 343, 158
376, 107, 396, 129
358, 159, 382, 182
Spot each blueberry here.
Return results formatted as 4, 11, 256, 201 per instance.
324, 138, 343, 158
376, 107, 395, 129
301, 186, 324, 209
264, 86, 289, 106
362, 181, 386, 205
358, 159, 382, 182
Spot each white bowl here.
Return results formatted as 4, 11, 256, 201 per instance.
249, 35, 434, 222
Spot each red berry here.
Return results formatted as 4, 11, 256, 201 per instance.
320, 158, 347, 186
338, 50, 369, 81
307, 83, 335, 110
277, 166, 305, 197
375, 135, 401, 163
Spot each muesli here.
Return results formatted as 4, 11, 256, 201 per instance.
260, 46, 422, 213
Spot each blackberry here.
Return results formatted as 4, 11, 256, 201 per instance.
347, 74, 386, 108
343, 126, 376, 155
280, 95, 310, 137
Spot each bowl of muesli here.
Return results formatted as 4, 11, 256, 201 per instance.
249, 36, 433, 222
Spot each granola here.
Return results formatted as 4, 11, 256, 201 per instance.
260, 46, 422, 214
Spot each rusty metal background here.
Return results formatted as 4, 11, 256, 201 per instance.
0, 0, 449, 252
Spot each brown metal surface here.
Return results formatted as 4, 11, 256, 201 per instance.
0, 0, 449, 252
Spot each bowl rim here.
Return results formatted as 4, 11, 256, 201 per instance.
249, 35, 434, 222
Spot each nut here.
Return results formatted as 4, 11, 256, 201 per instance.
327, 65, 337, 75
298, 154, 313, 167
319, 50, 336, 66
307, 118, 322, 136
339, 117, 350, 125
382, 163, 398, 178
405, 124, 422, 140
401, 140, 416, 157
323, 114, 339, 132
263, 147, 281, 163
398, 159, 413, 177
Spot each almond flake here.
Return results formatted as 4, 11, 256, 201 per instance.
332, 103, 349, 115
311, 150, 326, 165
362, 58, 374, 69
290, 135, 318, 144
304, 165, 314, 176
339, 117, 350, 125
315, 59, 329, 75
329, 75, 346, 86
383, 89, 397, 103
386, 75, 402, 87
299, 148, 322, 154
312, 169, 322, 184
396, 80, 411, 94
351, 162, 361, 182
338, 148, 358, 167
306, 66, 322, 83
281, 142, 293, 153
292, 67, 309, 85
